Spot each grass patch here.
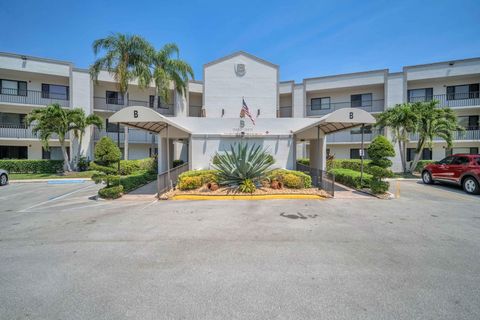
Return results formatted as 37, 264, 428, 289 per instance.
10, 171, 98, 180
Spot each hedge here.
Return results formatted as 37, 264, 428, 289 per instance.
120, 170, 157, 192
98, 185, 124, 199
330, 168, 372, 189
413, 160, 435, 172
267, 169, 312, 188
0, 160, 64, 173
89, 158, 157, 175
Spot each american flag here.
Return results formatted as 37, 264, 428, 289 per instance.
240, 98, 255, 125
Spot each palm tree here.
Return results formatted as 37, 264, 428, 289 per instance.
152, 43, 194, 104
71, 109, 103, 168
89, 33, 154, 98
26, 104, 77, 172
376, 103, 417, 173
409, 100, 461, 173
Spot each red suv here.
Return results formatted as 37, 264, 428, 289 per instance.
422, 154, 480, 194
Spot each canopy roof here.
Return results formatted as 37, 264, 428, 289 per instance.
108, 106, 376, 139
108, 106, 191, 137
294, 108, 376, 140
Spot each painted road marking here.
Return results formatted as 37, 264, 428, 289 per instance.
47, 180, 86, 184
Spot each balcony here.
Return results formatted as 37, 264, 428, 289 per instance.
327, 129, 384, 143
189, 105, 204, 117
94, 128, 157, 144
278, 106, 292, 118
93, 97, 174, 116
409, 130, 480, 142
0, 88, 70, 108
306, 99, 384, 117
0, 124, 69, 140
408, 92, 480, 108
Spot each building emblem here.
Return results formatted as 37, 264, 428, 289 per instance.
234, 63, 246, 77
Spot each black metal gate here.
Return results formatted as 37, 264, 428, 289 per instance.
296, 162, 335, 197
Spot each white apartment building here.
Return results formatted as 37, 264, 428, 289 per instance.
0, 51, 479, 172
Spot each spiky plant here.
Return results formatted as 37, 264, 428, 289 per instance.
212, 143, 275, 186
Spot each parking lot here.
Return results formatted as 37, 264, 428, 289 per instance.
1, 180, 479, 319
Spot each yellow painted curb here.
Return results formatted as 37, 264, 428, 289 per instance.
171, 194, 325, 200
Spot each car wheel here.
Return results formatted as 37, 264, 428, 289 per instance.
462, 176, 480, 195
422, 171, 433, 184
0, 174, 7, 186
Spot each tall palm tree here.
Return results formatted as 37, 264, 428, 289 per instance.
409, 100, 461, 173
152, 43, 194, 104
71, 109, 103, 167
26, 104, 77, 172
376, 103, 417, 173
89, 33, 154, 98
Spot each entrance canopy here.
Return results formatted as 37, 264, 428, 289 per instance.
108, 106, 191, 138
294, 108, 376, 140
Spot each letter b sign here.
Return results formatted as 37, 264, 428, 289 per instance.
133, 110, 138, 118
349, 112, 354, 119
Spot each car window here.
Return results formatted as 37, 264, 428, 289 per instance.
476, 158, 480, 166
451, 156, 470, 165
438, 156, 454, 165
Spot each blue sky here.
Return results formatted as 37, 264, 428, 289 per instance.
1, 0, 479, 82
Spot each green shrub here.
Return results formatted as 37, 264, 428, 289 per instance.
92, 173, 120, 187
267, 169, 312, 188
328, 159, 374, 174
281, 173, 304, 189
173, 159, 185, 168
414, 160, 435, 172
98, 185, 124, 199
77, 157, 90, 172
0, 159, 64, 173
370, 179, 390, 194
367, 135, 395, 168
177, 175, 203, 190
178, 170, 218, 184
94, 136, 121, 166
89, 162, 118, 175
330, 168, 372, 189
239, 179, 256, 193
120, 170, 156, 192
297, 158, 310, 166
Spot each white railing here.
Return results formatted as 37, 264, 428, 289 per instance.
157, 162, 189, 195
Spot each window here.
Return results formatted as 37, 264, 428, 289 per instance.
149, 95, 155, 108
0, 146, 28, 159
407, 88, 433, 103
457, 115, 479, 130
438, 156, 454, 165
451, 156, 470, 165
42, 147, 70, 160
351, 125, 373, 135
106, 91, 124, 105
407, 148, 432, 162
42, 84, 69, 100
105, 119, 124, 132
351, 93, 372, 108
350, 148, 369, 159
149, 147, 158, 157
311, 97, 331, 110
0, 79, 27, 96
446, 147, 479, 156
0, 113, 26, 127
476, 157, 480, 166
446, 84, 479, 100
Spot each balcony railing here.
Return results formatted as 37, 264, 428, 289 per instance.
189, 105, 204, 117
94, 128, 157, 144
94, 97, 174, 115
408, 92, 480, 108
327, 129, 384, 143
306, 99, 384, 117
0, 88, 70, 108
409, 129, 480, 141
0, 124, 69, 139
278, 106, 292, 118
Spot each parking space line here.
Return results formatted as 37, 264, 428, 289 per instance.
19, 184, 96, 212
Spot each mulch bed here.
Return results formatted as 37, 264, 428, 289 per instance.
160, 185, 331, 200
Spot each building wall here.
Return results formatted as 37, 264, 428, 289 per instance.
306, 84, 385, 105
203, 53, 278, 118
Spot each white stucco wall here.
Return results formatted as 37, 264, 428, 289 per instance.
292, 84, 304, 118
203, 53, 278, 118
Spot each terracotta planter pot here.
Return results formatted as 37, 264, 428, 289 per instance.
270, 180, 283, 189
207, 182, 219, 191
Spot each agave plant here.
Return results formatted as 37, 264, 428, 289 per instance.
212, 143, 275, 186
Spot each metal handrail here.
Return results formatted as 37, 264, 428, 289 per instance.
296, 162, 335, 197
407, 92, 480, 108
157, 162, 189, 196
409, 129, 480, 141
306, 99, 384, 116
0, 123, 70, 139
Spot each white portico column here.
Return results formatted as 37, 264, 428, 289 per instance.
309, 127, 327, 171
157, 130, 167, 173
124, 126, 129, 160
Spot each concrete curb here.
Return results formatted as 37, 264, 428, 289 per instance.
171, 194, 326, 201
